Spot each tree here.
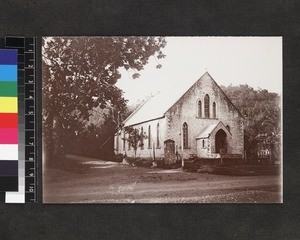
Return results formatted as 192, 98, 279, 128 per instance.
221, 84, 281, 161
42, 37, 166, 167
123, 126, 148, 158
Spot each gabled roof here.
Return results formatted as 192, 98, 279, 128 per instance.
123, 91, 178, 127
196, 121, 231, 139
123, 77, 193, 126
196, 123, 219, 139
123, 72, 243, 127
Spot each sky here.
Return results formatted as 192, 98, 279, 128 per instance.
116, 37, 282, 105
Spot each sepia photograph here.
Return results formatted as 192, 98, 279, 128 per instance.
42, 36, 282, 203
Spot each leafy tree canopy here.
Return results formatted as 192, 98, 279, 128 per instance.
221, 84, 281, 159
42, 37, 166, 164
123, 126, 148, 158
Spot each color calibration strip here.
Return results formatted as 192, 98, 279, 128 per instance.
0, 49, 19, 193
4, 37, 37, 203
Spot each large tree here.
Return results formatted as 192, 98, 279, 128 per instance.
221, 84, 281, 161
42, 37, 166, 167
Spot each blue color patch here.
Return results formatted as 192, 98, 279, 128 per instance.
0, 65, 17, 81
0, 49, 18, 65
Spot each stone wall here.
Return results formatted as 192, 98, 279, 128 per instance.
166, 73, 244, 159
115, 117, 167, 159
115, 73, 244, 161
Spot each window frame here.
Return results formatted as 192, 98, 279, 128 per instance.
148, 125, 152, 149
156, 123, 160, 148
212, 102, 216, 118
123, 131, 126, 150
204, 94, 210, 118
197, 100, 202, 117
182, 122, 188, 149
140, 127, 144, 149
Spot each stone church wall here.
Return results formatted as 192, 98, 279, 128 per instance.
115, 73, 244, 161
115, 117, 167, 159
166, 73, 244, 159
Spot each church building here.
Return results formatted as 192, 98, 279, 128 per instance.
114, 72, 244, 164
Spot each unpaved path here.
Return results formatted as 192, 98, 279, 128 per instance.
43, 157, 281, 203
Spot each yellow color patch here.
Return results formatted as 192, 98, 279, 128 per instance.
0, 97, 17, 113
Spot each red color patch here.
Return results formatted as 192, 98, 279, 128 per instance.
0, 113, 18, 128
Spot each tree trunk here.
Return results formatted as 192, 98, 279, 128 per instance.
53, 116, 65, 165
43, 112, 54, 169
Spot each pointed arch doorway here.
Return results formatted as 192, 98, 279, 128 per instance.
215, 129, 227, 153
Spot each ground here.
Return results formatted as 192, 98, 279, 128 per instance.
43, 155, 282, 203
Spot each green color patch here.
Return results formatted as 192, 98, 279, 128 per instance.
0, 81, 17, 97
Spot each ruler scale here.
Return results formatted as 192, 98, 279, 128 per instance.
5, 37, 37, 203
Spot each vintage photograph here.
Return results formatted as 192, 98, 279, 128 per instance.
42, 37, 282, 203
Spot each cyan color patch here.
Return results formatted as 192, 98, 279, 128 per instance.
0, 65, 18, 81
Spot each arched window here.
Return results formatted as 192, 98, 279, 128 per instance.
202, 140, 205, 148
123, 132, 126, 150
212, 102, 216, 118
128, 140, 131, 150
197, 100, 202, 117
156, 123, 160, 148
116, 135, 119, 151
204, 94, 210, 118
140, 127, 144, 149
148, 125, 151, 148
182, 122, 188, 149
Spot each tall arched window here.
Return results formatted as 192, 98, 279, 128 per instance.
156, 123, 160, 148
140, 127, 144, 149
212, 102, 216, 118
148, 125, 151, 148
197, 100, 202, 117
204, 94, 210, 118
123, 132, 126, 150
116, 135, 119, 151
182, 122, 188, 149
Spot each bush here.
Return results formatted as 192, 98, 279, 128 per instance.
114, 153, 125, 162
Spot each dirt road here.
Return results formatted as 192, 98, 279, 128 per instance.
43, 158, 282, 203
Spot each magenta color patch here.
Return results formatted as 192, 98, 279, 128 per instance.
0, 128, 18, 144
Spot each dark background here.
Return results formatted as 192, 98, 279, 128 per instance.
0, 0, 299, 239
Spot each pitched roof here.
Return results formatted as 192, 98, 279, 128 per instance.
196, 121, 231, 139
123, 72, 243, 127
196, 123, 219, 139
123, 92, 169, 126
123, 75, 195, 126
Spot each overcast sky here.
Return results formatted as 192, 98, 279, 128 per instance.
116, 37, 282, 105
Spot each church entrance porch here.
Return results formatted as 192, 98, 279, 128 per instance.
196, 121, 232, 159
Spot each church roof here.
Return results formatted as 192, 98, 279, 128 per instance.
123, 72, 198, 126
123, 72, 243, 127
123, 87, 186, 127
196, 123, 219, 139
196, 121, 232, 139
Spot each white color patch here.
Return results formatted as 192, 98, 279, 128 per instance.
0, 144, 18, 160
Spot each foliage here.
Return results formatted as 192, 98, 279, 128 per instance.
42, 37, 166, 166
221, 84, 281, 160
123, 126, 148, 158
